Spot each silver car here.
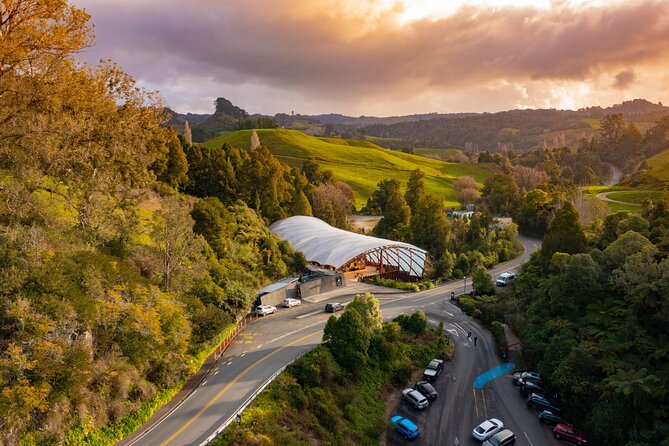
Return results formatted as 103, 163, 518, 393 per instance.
254, 305, 277, 316
401, 388, 429, 410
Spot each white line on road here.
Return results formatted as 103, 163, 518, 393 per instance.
295, 310, 322, 319
524, 431, 534, 446
256, 345, 262, 349
214, 371, 219, 375
446, 328, 459, 337
202, 380, 207, 386
240, 353, 245, 357
453, 322, 468, 336
444, 310, 454, 317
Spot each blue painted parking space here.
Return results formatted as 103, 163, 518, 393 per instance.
473, 362, 515, 389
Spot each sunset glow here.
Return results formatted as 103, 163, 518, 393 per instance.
75, 0, 669, 115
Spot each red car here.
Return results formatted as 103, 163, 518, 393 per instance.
553, 423, 587, 445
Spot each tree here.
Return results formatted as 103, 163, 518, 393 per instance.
374, 183, 410, 240
410, 193, 449, 258
482, 173, 521, 216
516, 189, 556, 237
345, 293, 383, 333
405, 169, 425, 213
472, 266, 495, 296
311, 183, 353, 229
151, 197, 203, 292
452, 176, 481, 206
291, 190, 313, 216
324, 310, 371, 373
362, 179, 402, 215
541, 201, 587, 265
153, 128, 189, 188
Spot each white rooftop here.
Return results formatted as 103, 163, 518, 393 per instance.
269, 216, 427, 277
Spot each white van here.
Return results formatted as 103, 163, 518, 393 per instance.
495, 272, 515, 287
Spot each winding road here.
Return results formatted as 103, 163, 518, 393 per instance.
119, 236, 542, 446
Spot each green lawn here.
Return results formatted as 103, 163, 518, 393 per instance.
606, 190, 661, 204
204, 129, 496, 208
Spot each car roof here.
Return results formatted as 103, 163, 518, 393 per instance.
500, 272, 514, 277
399, 418, 417, 430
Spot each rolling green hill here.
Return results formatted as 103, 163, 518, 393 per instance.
622, 147, 669, 189
203, 129, 496, 208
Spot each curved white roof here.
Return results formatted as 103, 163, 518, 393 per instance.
269, 216, 427, 277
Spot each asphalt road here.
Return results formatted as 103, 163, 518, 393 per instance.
122, 235, 542, 446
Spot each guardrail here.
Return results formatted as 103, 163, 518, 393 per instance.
198, 348, 310, 446
214, 313, 259, 361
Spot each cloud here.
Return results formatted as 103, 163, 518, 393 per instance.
73, 0, 669, 114
613, 70, 636, 89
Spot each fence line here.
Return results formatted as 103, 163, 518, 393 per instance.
214, 313, 259, 361
198, 348, 311, 446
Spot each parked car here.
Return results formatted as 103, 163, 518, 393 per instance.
553, 423, 587, 444
472, 418, 504, 441
324, 302, 344, 313
282, 298, 301, 308
520, 381, 545, 397
390, 415, 420, 439
413, 381, 438, 401
482, 429, 516, 446
423, 359, 444, 382
527, 393, 561, 413
496, 272, 516, 287
539, 410, 564, 427
254, 305, 277, 316
513, 371, 543, 386
402, 388, 429, 410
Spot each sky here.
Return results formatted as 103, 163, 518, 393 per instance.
73, 0, 669, 116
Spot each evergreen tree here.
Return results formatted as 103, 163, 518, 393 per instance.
472, 266, 495, 296
541, 201, 587, 265
410, 193, 449, 258
374, 184, 410, 240
405, 169, 425, 213
291, 190, 313, 216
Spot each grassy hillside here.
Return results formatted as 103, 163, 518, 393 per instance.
631, 147, 669, 187
203, 129, 496, 208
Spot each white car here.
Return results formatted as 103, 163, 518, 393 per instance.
254, 305, 277, 316
282, 298, 301, 308
472, 418, 504, 441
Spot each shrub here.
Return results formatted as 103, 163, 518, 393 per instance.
459, 296, 476, 316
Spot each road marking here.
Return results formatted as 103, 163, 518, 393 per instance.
453, 322, 468, 336
256, 345, 262, 349
446, 328, 459, 337
240, 353, 245, 357
191, 390, 197, 396
444, 310, 454, 317
524, 431, 534, 446
473, 388, 479, 417
202, 380, 207, 386
295, 310, 322, 319
214, 371, 219, 375
159, 330, 320, 446
482, 388, 488, 419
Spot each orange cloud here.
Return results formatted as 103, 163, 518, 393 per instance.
75, 0, 669, 114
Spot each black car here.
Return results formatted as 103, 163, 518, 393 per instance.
325, 302, 344, 313
520, 381, 545, 397
413, 381, 438, 401
423, 359, 444, 382
527, 394, 561, 413
539, 410, 564, 427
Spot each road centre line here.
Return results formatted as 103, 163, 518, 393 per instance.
159, 330, 321, 446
